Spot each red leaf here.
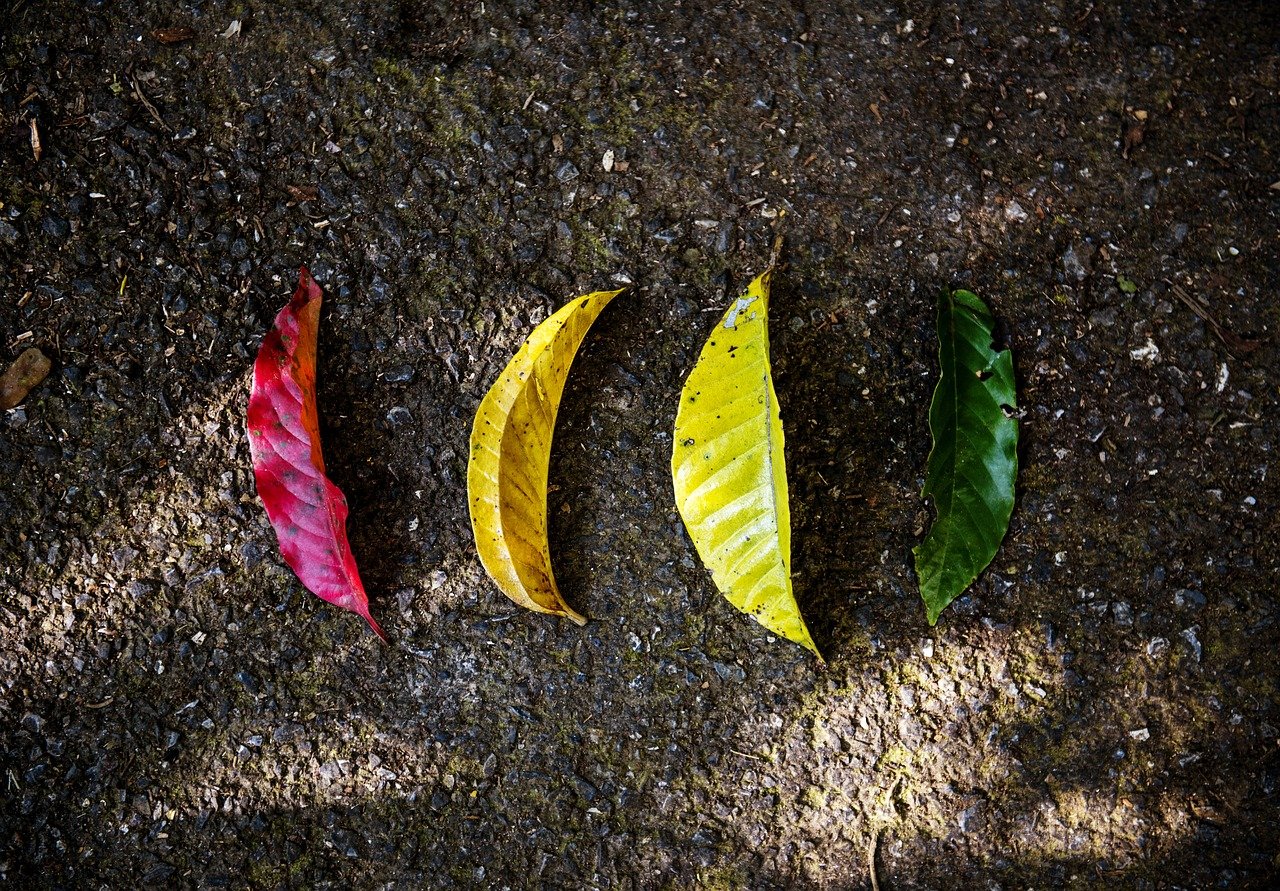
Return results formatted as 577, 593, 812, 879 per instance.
247, 268, 386, 641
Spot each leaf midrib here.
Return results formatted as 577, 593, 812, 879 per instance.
930, 293, 962, 590
756, 313, 785, 579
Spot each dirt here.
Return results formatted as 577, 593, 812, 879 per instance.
2, 0, 1278, 887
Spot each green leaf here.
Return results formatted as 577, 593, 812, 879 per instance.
914, 289, 1018, 624
1117, 274, 1138, 294
671, 269, 821, 659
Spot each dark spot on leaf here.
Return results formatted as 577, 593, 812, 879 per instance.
976, 369, 993, 381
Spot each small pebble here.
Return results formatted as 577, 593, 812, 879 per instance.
41, 215, 69, 238
712, 661, 746, 683
1112, 601, 1133, 626
235, 670, 260, 695
1181, 627, 1202, 662
396, 588, 415, 612
1062, 244, 1088, 281
1173, 588, 1206, 610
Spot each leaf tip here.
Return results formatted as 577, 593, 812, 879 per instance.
295, 266, 322, 305
362, 610, 389, 643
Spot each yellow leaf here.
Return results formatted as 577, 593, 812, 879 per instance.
671, 270, 821, 659
468, 290, 623, 624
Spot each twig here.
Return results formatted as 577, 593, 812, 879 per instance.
868, 827, 882, 891
875, 202, 900, 229
1164, 279, 1261, 359
768, 210, 787, 270
132, 78, 169, 131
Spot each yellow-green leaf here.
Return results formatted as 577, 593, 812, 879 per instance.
468, 290, 623, 624
671, 270, 821, 659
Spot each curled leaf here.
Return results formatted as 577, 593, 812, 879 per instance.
914, 288, 1018, 624
671, 270, 820, 659
247, 269, 385, 641
468, 290, 623, 624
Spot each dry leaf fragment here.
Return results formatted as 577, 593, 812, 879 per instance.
29, 119, 41, 161
287, 185, 319, 202
152, 27, 196, 44
1, 347, 52, 410
468, 289, 623, 624
1122, 121, 1145, 158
